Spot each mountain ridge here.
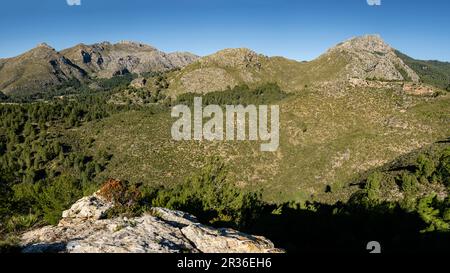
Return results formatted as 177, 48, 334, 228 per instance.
1, 35, 448, 97
0, 41, 199, 96
0, 43, 87, 96
324, 35, 420, 82
165, 34, 426, 96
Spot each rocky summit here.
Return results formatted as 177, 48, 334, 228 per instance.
326, 35, 420, 82
0, 44, 87, 95
60, 41, 199, 78
0, 41, 199, 95
20, 192, 283, 253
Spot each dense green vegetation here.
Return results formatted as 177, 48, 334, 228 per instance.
99, 158, 262, 229
96, 73, 138, 90
67, 81, 450, 205
0, 91, 7, 101
0, 76, 449, 253
0, 76, 259, 239
149, 157, 263, 228
0, 91, 130, 236
396, 50, 450, 90
60, 145, 450, 253
2, 74, 138, 103
175, 83, 288, 106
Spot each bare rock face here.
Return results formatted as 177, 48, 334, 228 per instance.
180, 224, 279, 253
61, 41, 200, 78
20, 194, 283, 253
326, 35, 420, 82
60, 193, 113, 222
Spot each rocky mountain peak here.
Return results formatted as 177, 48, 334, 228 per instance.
94, 41, 112, 48
118, 40, 145, 45
326, 34, 420, 82
60, 41, 198, 78
337, 34, 390, 53
0, 40, 200, 95
36, 42, 54, 50
27, 43, 58, 58
200, 48, 265, 69
116, 40, 157, 51
0, 42, 88, 95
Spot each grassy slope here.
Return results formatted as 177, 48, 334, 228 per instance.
67, 86, 450, 204
0, 47, 69, 96
166, 50, 349, 97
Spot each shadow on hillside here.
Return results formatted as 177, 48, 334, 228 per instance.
21, 242, 66, 253
240, 201, 450, 254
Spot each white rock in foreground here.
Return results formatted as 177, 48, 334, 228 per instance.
20, 194, 283, 253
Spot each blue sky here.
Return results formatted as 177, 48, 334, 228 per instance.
0, 0, 449, 61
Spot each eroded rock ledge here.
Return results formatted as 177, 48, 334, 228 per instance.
20, 193, 283, 253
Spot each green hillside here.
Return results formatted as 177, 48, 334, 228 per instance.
396, 50, 450, 90
66, 83, 450, 204
165, 48, 350, 96
1, 36, 450, 252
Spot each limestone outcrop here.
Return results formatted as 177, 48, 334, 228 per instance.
20, 193, 283, 253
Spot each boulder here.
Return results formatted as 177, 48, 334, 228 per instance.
130, 77, 147, 89
20, 194, 283, 253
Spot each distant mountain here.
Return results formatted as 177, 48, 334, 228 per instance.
60, 41, 199, 78
2, 35, 448, 98
0, 43, 87, 96
0, 41, 199, 96
325, 35, 419, 82
165, 35, 422, 96
165, 47, 346, 96
396, 50, 450, 90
